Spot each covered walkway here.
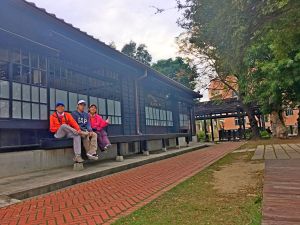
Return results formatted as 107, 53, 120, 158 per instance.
195, 98, 263, 141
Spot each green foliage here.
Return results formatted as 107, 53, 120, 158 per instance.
152, 57, 198, 89
121, 41, 152, 65
197, 130, 206, 142
177, 0, 296, 76
244, 7, 300, 114
260, 130, 271, 139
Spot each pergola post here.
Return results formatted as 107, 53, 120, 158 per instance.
242, 116, 246, 139
204, 119, 209, 142
210, 118, 215, 142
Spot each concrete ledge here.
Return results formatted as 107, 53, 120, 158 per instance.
115, 156, 124, 162
0, 143, 208, 201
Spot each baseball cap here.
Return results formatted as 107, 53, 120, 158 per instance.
56, 102, 65, 107
77, 100, 86, 105
89, 104, 97, 108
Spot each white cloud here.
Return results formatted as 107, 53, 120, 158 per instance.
29, 0, 184, 62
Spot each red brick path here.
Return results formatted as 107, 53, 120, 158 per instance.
0, 142, 242, 225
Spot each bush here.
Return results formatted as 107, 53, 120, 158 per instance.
197, 131, 206, 142
260, 130, 271, 139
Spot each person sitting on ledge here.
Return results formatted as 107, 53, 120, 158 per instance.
72, 100, 99, 160
88, 104, 111, 152
49, 102, 84, 163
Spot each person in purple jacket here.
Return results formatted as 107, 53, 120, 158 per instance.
72, 100, 98, 160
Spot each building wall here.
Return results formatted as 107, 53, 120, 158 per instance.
0, 0, 197, 148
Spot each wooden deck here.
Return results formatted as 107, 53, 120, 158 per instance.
252, 144, 300, 160
263, 160, 300, 225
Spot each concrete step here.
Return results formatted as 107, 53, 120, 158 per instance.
0, 143, 209, 203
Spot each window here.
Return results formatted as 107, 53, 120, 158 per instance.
0, 61, 9, 80
0, 80, 9, 99
0, 100, 9, 118
0, 48, 9, 62
166, 110, 173, 126
56, 89, 68, 110
13, 82, 48, 120
107, 99, 122, 125
286, 109, 294, 116
98, 98, 106, 115
146, 106, 173, 127
179, 114, 190, 128
69, 92, 78, 112
12, 49, 47, 86
50, 88, 68, 112
0, 48, 49, 120
0, 80, 9, 118
50, 90, 120, 124
89, 96, 106, 115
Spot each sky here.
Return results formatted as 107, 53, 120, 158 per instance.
30, 0, 184, 62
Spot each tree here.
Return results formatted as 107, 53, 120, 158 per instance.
121, 41, 152, 65
175, 0, 300, 138
152, 57, 198, 89
121, 41, 137, 58
136, 44, 152, 66
244, 10, 300, 137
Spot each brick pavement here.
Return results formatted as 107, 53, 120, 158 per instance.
0, 142, 242, 225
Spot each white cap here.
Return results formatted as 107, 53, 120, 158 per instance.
77, 100, 86, 105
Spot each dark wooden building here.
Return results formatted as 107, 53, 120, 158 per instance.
0, 0, 201, 149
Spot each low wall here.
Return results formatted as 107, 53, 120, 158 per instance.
0, 138, 194, 178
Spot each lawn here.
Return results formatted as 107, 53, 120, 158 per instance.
113, 151, 263, 225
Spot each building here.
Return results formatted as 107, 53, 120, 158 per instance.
0, 0, 201, 151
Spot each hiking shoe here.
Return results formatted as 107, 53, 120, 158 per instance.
73, 155, 84, 163
104, 144, 112, 151
87, 153, 99, 160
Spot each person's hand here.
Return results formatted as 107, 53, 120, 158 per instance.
106, 117, 110, 124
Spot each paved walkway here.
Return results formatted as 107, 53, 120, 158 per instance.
252, 144, 300, 160
263, 160, 300, 225
0, 143, 209, 202
0, 142, 242, 225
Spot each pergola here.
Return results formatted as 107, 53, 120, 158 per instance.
194, 98, 264, 141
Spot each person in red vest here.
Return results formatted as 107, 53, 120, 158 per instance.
49, 102, 84, 163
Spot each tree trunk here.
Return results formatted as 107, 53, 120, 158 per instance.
241, 103, 260, 139
270, 110, 288, 138
297, 106, 300, 136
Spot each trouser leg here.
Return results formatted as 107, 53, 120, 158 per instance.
90, 132, 98, 153
81, 131, 97, 154
55, 124, 81, 155
100, 130, 110, 147
96, 131, 105, 149
67, 134, 81, 155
